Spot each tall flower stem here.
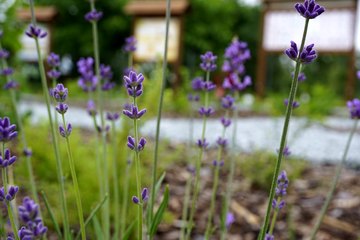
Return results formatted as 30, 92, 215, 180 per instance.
221, 92, 239, 240
258, 18, 309, 240
205, 123, 227, 239
120, 159, 131, 239
133, 96, 143, 240
309, 119, 358, 239
29, 1, 70, 238
89, 1, 109, 238
1, 144, 19, 240
268, 196, 281, 234
110, 121, 120, 239
61, 115, 86, 240
149, 0, 171, 229
185, 71, 211, 240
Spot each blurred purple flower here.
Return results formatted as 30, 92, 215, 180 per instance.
87, 100, 97, 116
226, 212, 235, 228
1, 67, 14, 76
295, 0, 325, 19
0, 117, 18, 143
85, 9, 103, 22
47, 69, 61, 79
198, 107, 215, 117
191, 77, 205, 91
50, 83, 68, 102
0, 149, 17, 168
347, 98, 360, 119
123, 104, 146, 119
25, 25, 47, 39
4, 80, 19, 90
200, 51, 217, 72
221, 95, 235, 109
106, 112, 120, 121
123, 36, 137, 52
0, 49, 9, 59
47, 52, 60, 67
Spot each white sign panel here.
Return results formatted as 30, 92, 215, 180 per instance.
134, 17, 180, 62
263, 9, 355, 52
18, 24, 50, 62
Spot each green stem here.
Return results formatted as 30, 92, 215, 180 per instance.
268, 196, 281, 235
28, 1, 70, 237
149, 0, 171, 232
133, 97, 143, 240
120, 158, 131, 239
205, 114, 228, 239
309, 119, 358, 239
61, 115, 86, 240
258, 18, 309, 240
185, 70, 211, 240
180, 175, 193, 240
111, 121, 120, 239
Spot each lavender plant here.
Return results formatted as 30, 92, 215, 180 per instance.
123, 70, 147, 239
50, 83, 86, 239
309, 98, 359, 239
258, 1, 325, 239
204, 95, 234, 239
27, 1, 70, 238
0, 117, 19, 239
185, 51, 217, 240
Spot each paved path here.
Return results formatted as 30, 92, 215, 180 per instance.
19, 101, 360, 164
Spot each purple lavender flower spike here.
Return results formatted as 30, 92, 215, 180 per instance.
101, 81, 116, 91
347, 98, 360, 119
124, 70, 145, 97
223, 39, 251, 74
106, 112, 120, 121
124, 36, 137, 52
275, 171, 289, 197
216, 137, 228, 147
137, 137, 147, 151
300, 44, 317, 63
132, 196, 140, 204
285, 41, 298, 61
47, 52, 60, 67
5, 185, 18, 201
85, 9, 103, 22
55, 103, 69, 115
77, 57, 94, 76
297, 72, 306, 82
25, 25, 47, 39
78, 75, 98, 92
198, 107, 215, 117
200, 51, 217, 72
0, 49, 9, 59
141, 188, 149, 201
284, 99, 300, 108
1, 67, 14, 76
23, 148, 32, 157
18, 197, 39, 223
100, 64, 113, 80
220, 117, 231, 128
295, 0, 325, 19
4, 80, 19, 90
0, 149, 17, 168
47, 69, 61, 79
87, 100, 97, 116
265, 233, 274, 240
0, 117, 18, 142
50, 84, 68, 103
226, 212, 235, 228
127, 136, 136, 150
59, 123, 72, 138
221, 95, 235, 109
223, 73, 251, 91
197, 139, 209, 149
123, 104, 146, 119
191, 77, 205, 91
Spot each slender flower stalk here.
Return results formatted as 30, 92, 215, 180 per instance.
149, 0, 171, 232
27, 1, 70, 238
51, 84, 86, 240
185, 51, 217, 239
258, 1, 324, 239
309, 101, 359, 239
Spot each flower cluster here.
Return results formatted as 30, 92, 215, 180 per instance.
18, 197, 47, 239
272, 171, 289, 210
132, 188, 149, 205
50, 84, 72, 138
25, 25, 47, 39
0, 186, 18, 202
285, 41, 317, 64
123, 36, 137, 53
200, 51, 217, 72
100, 64, 115, 91
0, 117, 18, 142
85, 9, 103, 22
295, 0, 325, 19
77, 57, 98, 92
222, 38, 252, 91
123, 70, 144, 97
347, 98, 360, 119
47, 52, 61, 80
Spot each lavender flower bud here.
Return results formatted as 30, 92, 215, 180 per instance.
200, 51, 217, 72
285, 41, 298, 61
127, 136, 136, 150
198, 107, 215, 117
85, 9, 103, 22
225, 212, 235, 228
0, 117, 18, 143
197, 139, 209, 149
47, 52, 60, 67
101, 81, 116, 91
277, 145, 291, 157
141, 188, 149, 201
203, 82, 216, 92
23, 148, 32, 157
18, 197, 39, 223
347, 98, 360, 119
59, 123, 72, 138
55, 103, 69, 115
297, 72, 306, 82
132, 196, 139, 204
221, 95, 235, 109
137, 137, 147, 151
284, 99, 300, 108
265, 233, 274, 240
123, 36, 137, 52
47, 69, 61, 79
275, 171, 289, 197
25, 25, 47, 39
50, 84, 68, 102
0, 49, 9, 59
1, 67, 14, 76
216, 137, 228, 147
124, 71, 145, 97
87, 100, 97, 117
220, 117, 232, 128
300, 43, 317, 63
5, 185, 19, 201
100, 64, 113, 80
0, 149, 17, 168
123, 105, 146, 119
4, 80, 19, 90
191, 77, 205, 91
106, 112, 120, 121
295, 0, 325, 19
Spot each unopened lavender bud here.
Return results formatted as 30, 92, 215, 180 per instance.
198, 107, 215, 117
85, 9, 103, 22
265, 233, 274, 240
6, 185, 18, 201
25, 25, 47, 39
197, 139, 209, 149
1, 67, 14, 76
295, 0, 325, 19
56, 103, 68, 115
0, 149, 16, 168
127, 136, 136, 150
284, 99, 300, 108
141, 188, 149, 201
132, 196, 139, 204
200, 51, 217, 72
23, 148, 32, 157
137, 137, 146, 151
220, 117, 231, 128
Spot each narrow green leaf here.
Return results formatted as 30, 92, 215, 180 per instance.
92, 216, 104, 240
147, 172, 166, 228
40, 190, 63, 239
76, 194, 108, 240
122, 219, 137, 240
149, 185, 169, 236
